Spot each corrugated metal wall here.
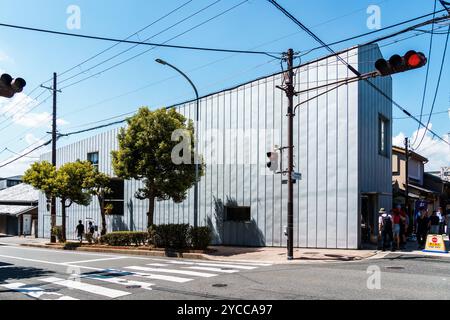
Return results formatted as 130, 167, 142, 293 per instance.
38, 44, 392, 249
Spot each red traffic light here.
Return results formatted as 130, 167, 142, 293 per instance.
405, 50, 427, 69
375, 50, 427, 76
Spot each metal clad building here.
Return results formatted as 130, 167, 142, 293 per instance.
38, 44, 392, 249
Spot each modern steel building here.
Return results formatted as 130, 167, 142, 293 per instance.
38, 44, 393, 249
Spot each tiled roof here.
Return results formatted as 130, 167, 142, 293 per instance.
0, 183, 39, 202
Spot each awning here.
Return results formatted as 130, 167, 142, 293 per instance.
407, 184, 440, 195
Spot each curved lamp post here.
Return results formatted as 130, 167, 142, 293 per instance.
155, 58, 200, 228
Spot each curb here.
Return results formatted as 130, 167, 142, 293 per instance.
19, 243, 212, 260
17, 243, 377, 265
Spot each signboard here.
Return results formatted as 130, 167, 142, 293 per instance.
292, 172, 302, 181
423, 235, 448, 254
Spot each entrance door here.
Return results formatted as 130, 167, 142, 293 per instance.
361, 194, 377, 244
23, 214, 32, 236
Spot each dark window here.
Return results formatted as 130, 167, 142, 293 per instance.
378, 115, 389, 157
225, 206, 251, 222
105, 179, 124, 216
87, 152, 99, 171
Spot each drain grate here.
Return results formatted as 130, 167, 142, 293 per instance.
385, 266, 405, 270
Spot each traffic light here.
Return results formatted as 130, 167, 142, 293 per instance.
266, 151, 279, 172
0, 73, 26, 98
375, 51, 427, 76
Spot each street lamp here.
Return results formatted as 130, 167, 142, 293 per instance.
155, 58, 200, 228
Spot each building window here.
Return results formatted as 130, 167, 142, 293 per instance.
378, 115, 389, 157
87, 152, 99, 171
225, 206, 251, 222
104, 179, 124, 216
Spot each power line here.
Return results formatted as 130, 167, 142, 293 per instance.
411, 0, 438, 147
267, 0, 450, 147
58, 0, 223, 86
0, 21, 280, 60
59, 0, 257, 90
414, 23, 450, 151
57, 0, 194, 80
0, 138, 52, 169
394, 109, 448, 119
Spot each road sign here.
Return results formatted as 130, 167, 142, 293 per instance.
423, 235, 448, 254
292, 172, 302, 181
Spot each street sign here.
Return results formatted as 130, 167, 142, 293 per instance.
423, 235, 448, 254
292, 172, 302, 181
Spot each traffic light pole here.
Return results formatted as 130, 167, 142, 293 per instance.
286, 49, 295, 261
42, 72, 59, 243
404, 137, 410, 230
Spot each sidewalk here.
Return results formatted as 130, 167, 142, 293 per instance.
1, 236, 379, 264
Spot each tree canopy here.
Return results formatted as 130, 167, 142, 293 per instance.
112, 107, 204, 226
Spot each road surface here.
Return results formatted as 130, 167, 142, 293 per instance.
0, 243, 449, 300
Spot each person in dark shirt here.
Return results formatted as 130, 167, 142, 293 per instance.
75, 220, 85, 243
416, 209, 429, 249
429, 211, 440, 235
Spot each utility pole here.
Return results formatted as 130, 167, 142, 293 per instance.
285, 49, 295, 261
42, 73, 60, 243
404, 137, 410, 227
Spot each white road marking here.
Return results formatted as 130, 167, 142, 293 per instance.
63, 257, 127, 265
159, 261, 257, 270
0, 254, 103, 271
41, 277, 131, 298
149, 257, 272, 267
185, 266, 239, 273
1, 282, 78, 300
146, 263, 169, 267
125, 266, 217, 278
123, 270, 193, 283
82, 274, 154, 291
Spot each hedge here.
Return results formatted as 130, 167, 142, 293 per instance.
99, 225, 212, 250
100, 231, 149, 247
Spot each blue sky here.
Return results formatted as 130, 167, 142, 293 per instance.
0, 0, 448, 176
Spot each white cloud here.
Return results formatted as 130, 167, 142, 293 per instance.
393, 123, 450, 172
0, 92, 69, 128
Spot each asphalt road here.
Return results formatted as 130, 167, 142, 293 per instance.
0, 244, 449, 300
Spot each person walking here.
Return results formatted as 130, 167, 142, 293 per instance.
437, 207, 445, 235
446, 210, 450, 238
392, 209, 401, 251
429, 211, 440, 235
416, 208, 429, 249
378, 208, 393, 251
75, 220, 85, 244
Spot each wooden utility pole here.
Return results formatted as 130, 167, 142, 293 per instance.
285, 49, 295, 260
42, 72, 59, 243
404, 137, 410, 225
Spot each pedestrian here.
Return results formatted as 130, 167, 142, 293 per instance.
416, 208, 429, 249
392, 209, 401, 251
75, 220, 85, 244
399, 208, 408, 249
437, 207, 445, 235
378, 208, 393, 251
429, 211, 440, 235
446, 210, 450, 238
88, 221, 95, 236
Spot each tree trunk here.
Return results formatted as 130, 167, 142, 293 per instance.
61, 199, 67, 243
148, 196, 155, 228
99, 195, 107, 236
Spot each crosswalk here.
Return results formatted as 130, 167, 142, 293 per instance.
1, 258, 271, 300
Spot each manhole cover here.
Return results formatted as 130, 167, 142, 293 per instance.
126, 285, 141, 289
212, 284, 228, 288
386, 266, 405, 270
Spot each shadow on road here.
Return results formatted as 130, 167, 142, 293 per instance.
0, 265, 56, 283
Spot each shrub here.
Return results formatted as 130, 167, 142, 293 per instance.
189, 226, 212, 250
153, 224, 190, 249
51, 226, 64, 243
100, 231, 149, 247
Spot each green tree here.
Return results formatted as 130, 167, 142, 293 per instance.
84, 170, 112, 236
54, 161, 93, 241
112, 107, 204, 227
23, 161, 57, 199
